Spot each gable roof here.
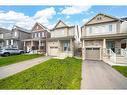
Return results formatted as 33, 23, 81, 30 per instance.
12, 25, 30, 33
53, 20, 69, 29
0, 28, 11, 33
82, 13, 121, 28
31, 22, 49, 32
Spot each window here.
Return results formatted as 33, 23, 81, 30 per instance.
89, 27, 92, 33
14, 31, 17, 37
97, 16, 102, 20
109, 25, 112, 32
35, 33, 37, 38
42, 32, 44, 37
38, 33, 40, 37
64, 42, 69, 51
0, 34, 3, 38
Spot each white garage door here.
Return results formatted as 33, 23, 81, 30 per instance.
49, 46, 58, 56
85, 48, 100, 60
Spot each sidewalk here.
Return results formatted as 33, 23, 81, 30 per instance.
0, 56, 51, 79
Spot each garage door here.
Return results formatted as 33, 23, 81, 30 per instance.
85, 48, 100, 60
49, 46, 58, 56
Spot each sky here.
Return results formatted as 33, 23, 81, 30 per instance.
0, 5, 127, 30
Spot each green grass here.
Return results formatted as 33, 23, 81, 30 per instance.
0, 57, 82, 89
0, 54, 43, 67
112, 66, 127, 77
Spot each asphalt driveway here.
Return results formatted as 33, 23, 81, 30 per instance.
0, 56, 51, 79
81, 60, 127, 89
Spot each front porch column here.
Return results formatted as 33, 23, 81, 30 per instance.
23, 41, 26, 50
103, 38, 106, 60
58, 40, 60, 56
6, 40, 9, 46
39, 40, 41, 51
31, 40, 33, 51
70, 38, 74, 56
45, 40, 48, 56
103, 38, 106, 49
82, 39, 85, 60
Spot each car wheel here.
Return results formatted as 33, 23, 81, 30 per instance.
20, 51, 24, 54
4, 53, 10, 57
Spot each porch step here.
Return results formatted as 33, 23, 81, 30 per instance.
116, 56, 127, 64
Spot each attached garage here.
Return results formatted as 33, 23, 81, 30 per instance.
49, 46, 58, 56
85, 47, 101, 60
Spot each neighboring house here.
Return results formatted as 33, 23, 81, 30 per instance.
47, 20, 79, 58
0, 26, 30, 49
10, 25, 31, 49
23, 22, 50, 53
81, 13, 127, 64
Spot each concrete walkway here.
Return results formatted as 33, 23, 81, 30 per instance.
0, 56, 51, 79
81, 60, 127, 89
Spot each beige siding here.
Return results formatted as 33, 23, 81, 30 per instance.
87, 14, 116, 25
55, 21, 67, 28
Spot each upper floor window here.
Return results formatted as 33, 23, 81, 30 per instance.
14, 31, 17, 37
109, 25, 112, 32
34, 33, 37, 38
97, 16, 102, 21
42, 32, 44, 37
38, 33, 40, 37
0, 33, 3, 38
89, 27, 92, 33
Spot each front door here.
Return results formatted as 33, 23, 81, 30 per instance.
106, 41, 115, 52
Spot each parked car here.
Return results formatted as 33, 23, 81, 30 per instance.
0, 48, 25, 56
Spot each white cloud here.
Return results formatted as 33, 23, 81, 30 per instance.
61, 6, 91, 15
0, 7, 56, 30
34, 7, 56, 24
82, 18, 89, 23
66, 15, 70, 19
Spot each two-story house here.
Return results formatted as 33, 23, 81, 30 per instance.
23, 22, 50, 53
81, 13, 127, 64
0, 26, 30, 49
47, 20, 79, 58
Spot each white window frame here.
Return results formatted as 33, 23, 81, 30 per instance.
14, 31, 17, 37
109, 24, 112, 32
89, 27, 92, 34
42, 32, 44, 37
0, 33, 3, 38
35, 33, 37, 38
38, 33, 40, 37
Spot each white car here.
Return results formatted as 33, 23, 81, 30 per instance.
0, 48, 24, 56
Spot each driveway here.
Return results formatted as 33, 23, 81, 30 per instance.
0, 56, 51, 79
81, 60, 127, 89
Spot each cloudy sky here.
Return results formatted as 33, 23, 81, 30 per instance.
0, 6, 127, 30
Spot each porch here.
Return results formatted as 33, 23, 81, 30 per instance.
23, 39, 46, 54
102, 38, 127, 65
81, 33, 127, 65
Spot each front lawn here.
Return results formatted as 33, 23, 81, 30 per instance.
0, 54, 43, 67
0, 57, 82, 89
112, 66, 127, 77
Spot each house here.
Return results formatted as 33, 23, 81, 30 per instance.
47, 20, 79, 58
81, 13, 127, 64
0, 26, 30, 49
11, 25, 31, 49
23, 22, 50, 54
